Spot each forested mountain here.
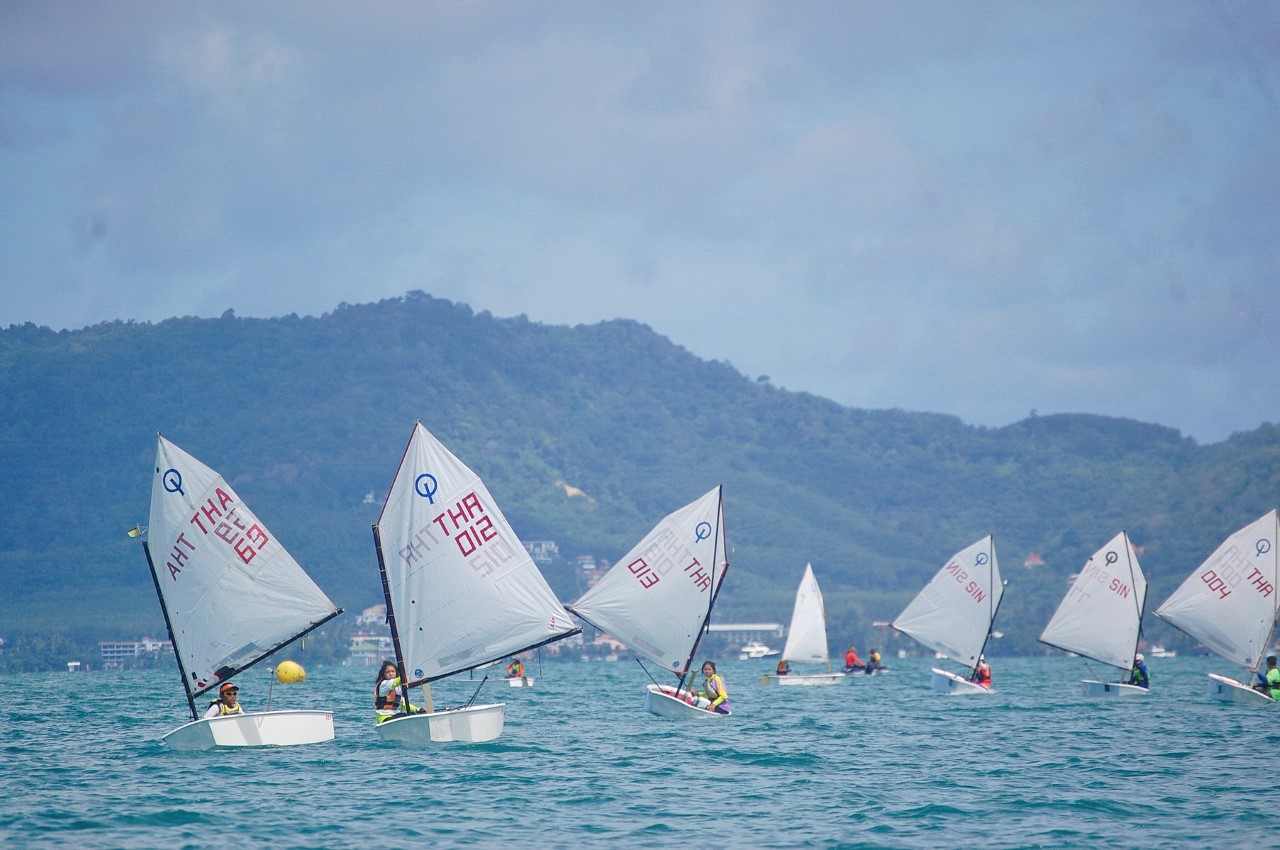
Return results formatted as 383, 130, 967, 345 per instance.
2, 291, 1278, 661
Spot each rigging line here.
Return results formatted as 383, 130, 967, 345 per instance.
463, 675, 489, 709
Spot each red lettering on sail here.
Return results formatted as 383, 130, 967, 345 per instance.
166, 532, 196, 580
628, 557, 660, 589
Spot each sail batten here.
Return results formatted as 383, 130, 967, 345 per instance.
892, 536, 1002, 669
1039, 531, 1146, 671
570, 487, 726, 674
1155, 509, 1280, 673
373, 422, 578, 684
146, 435, 341, 704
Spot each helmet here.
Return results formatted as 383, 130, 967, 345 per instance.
1134, 654, 1144, 664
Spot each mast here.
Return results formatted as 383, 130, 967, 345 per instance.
971, 535, 1001, 680
142, 538, 198, 721
1123, 531, 1145, 672
372, 523, 413, 713
676, 487, 727, 693
1255, 510, 1280, 678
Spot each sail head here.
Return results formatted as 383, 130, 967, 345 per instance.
780, 563, 830, 665
1039, 531, 1146, 670
892, 535, 1002, 667
147, 435, 340, 696
373, 422, 578, 684
1155, 510, 1280, 672
569, 486, 726, 672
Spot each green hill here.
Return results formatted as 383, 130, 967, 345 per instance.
2, 291, 1277, 664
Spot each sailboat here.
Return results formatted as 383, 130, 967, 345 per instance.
567, 486, 729, 720
1039, 531, 1149, 697
371, 422, 580, 744
1155, 509, 1280, 705
139, 434, 343, 750
892, 535, 1004, 694
760, 563, 845, 686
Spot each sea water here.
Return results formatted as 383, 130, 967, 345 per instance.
1, 655, 1274, 849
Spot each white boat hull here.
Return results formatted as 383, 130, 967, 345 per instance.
930, 668, 994, 695
759, 672, 846, 686
375, 703, 506, 744
1081, 679, 1150, 698
1207, 673, 1275, 705
505, 676, 534, 688
644, 684, 726, 720
162, 710, 334, 750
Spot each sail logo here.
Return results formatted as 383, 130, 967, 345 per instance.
415, 473, 438, 503
162, 468, 185, 496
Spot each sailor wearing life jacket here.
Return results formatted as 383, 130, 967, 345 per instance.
970, 656, 992, 689
375, 660, 406, 722
203, 682, 243, 719
698, 661, 731, 714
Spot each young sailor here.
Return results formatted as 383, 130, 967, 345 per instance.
374, 660, 421, 722
1127, 653, 1150, 689
970, 656, 992, 689
698, 661, 731, 714
203, 682, 243, 719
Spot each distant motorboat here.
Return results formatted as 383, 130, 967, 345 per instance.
1148, 645, 1177, 658
739, 640, 780, 660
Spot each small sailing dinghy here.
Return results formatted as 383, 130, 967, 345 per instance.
568, 486, 730, 720
760, 563, 845, 686
1039, 531, 1149, 697
371, 422, 579, 744
1155, 509, 1280, 705
139, 434, 343, 750
892, 535, 1004, 695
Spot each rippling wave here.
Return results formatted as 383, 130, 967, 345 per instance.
1, 656, 1274, 848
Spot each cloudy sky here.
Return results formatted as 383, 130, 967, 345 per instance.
2, 2, 1277, 443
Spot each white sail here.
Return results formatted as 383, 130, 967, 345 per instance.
1039, 531, 1146, 670
147, 435, 340, 696
892, 535, 1002, 667
570, 486, 726, 673
780, 563, 830, 665
1155, 509, 1280, 672
374, 422, 577, 684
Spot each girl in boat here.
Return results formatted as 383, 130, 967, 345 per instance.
698, 661, 731, 714
374, 660, 421, 722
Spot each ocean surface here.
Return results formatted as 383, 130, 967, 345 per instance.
2, 654, 1275, 849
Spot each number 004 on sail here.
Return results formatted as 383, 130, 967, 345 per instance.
1156, 509, 1280, 705
140, 435, 343, 750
